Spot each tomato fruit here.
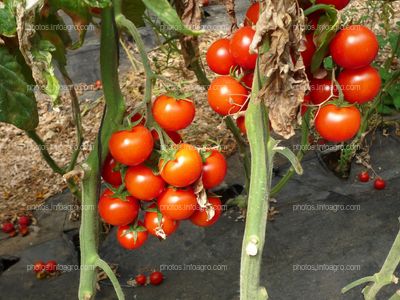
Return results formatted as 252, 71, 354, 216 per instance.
135, 274, 147, 286
157, 188, 197, 220
202, 150, 227, 189
2, 222, 14, 233
117, 221, 148, 250
208, 76, 248, 116
144, 205, 179, 238
315, 104, 361, 142
125, 165, 165, 201
244, 2, 259, 26
33, 261, 45, 273
240, 72, 254, 90
301, 33, 316, 68
338, 66, 381, 104
19, 225, 29, 236
307, 12, 321, 32
190, 197, 223, 227
236, 116, 246, 134
101, 155, 122, 186
358, 171, 370, 183
309, 78, 338, 104
152, 130, 182, 144
152, 95, 195, 131
330, 25, 379, 69
149, 271, 164, 286
159, 143, 203, 187
230, 26, 257, 70
206, 38, 237, 75
98, 189, 139, 226
45, 260, 58, 273
374, 178, 386, 190
316, 0, 350, 10
18, 215, 30, 227
109, 125, 154, 166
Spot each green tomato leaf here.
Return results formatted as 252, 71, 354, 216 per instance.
0, 47, 38, 130
378, 67, 391, 81
122, 0, 146, 28
387, 85, 400, 110
83, 0, 111, 8
141, 0, 203, 36
323, 56, 333, 70
0, 2, 17, 37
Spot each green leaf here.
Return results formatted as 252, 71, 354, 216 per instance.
377, 102, 394, 115
83, 0, 111, 8
0, 2, 16, 37
376, 34, 388, 49
122, 0, 146, 28
387, 85, 400, 110
141, 0, 203, 36
0, 47, 38, 130
379, 67, 391, 81
311, 8, 339, 74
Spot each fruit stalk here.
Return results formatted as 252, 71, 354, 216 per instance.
78, 6, 125, 300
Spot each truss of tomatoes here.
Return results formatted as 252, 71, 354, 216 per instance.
99, 95, 227, 250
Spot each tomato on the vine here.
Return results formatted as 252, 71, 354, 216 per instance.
157, 188, 197, 220
301, 33, 316, 68
149, 271, 164, 286
206, 38, 237, 75
358, 171, 370, 182
307, 12, 321, 32
152, 95, 195, 131
101, 155, 122, 186
208, 76, 248, 116
244, 2, 259, 26
374, 178, 386, 190
338, 66, 381, 104
230, 26, 257, 70
202, 150, 227, 189
240, 72, 254, 90
109, 125, 154, 166
159, 143, 203, 187
144, 205, 179, 238
125, 165, 165, 201
330, 25, 379, 69
18, 215, 30, 227
152, 130, 183, 144
315, 0, 350, 10
98, 189, 139, 226
315, 104, 361, 142
117, 221, 148, 250
236, 116, 246, 134
190, 197, 222, 227
309, 78, 338, 104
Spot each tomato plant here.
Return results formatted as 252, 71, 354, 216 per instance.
157, 188, 197, 220
109, 125, 154, 166
152, 95, 195, 131
230, 26, 257, 70
98, 189, 139, 226
236, 116, 246, 134
315, 104, 361, 142
202, 150, 227, 189
240, 72, 254, 90
117, 222, 148, 250
190, 197, 222, 227
206, 38, 237, 75
374, 178, 386, 190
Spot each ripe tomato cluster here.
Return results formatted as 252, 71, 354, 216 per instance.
358, 171, 386, 190
301, 3, 381, 143
100, 95, 227, 250
133, 271, 164, 287
33, 260, 58, 279
1, 215, 31, 237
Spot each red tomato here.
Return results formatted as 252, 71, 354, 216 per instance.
109, 125, 154, 166
18, 215, 30, 227
98, 189, 139, 226
316, 0, 350, 10
90, 7, 102, 15
338, 66, 381, 104
125, 165, 165, 201
152, 95, 195, 131
244, 2, 260, 26
301, 94, 311, 116
135, 274, 147, 286
206, 38, 237, 75
159, 144, 203, 187
315, 104, 361, 142
130, 113, 146, 125
157, 188, 197, 220
301, 33, 316, 67
236, 116, 246, 134
230, 26, 257, 70
101, 155, 122, 186
149, 271, 164, 286
33, 261, 45, 273
374, 178, 386, 190
330, 25, 379, 69
190, 197, 222, 227
152, 130, 183, 144
309, 78, 338, 104
358, 171, 370, 182
208, 76, 248, 116
2, 222, 14, 233
202, 150, 227, 189
117, 222, 148, 250
45, 260, 58, 273
241, 72, 254, 90
307, 12, 321, 32
144, 205, 179, 238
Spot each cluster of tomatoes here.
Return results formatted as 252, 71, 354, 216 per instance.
99, 94, 227, 250
33, 260, 58, 279
1, 215, 31, 237
133, 271, 164, 287
358, 171, 386, 190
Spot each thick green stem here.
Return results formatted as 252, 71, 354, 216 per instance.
78, 6, 126, 300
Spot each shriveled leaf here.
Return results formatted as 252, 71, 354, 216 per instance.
250, 0, 309, 139
122, 0, 146, 28
142, 0, 203, 36
205, 204, 216, 221
0, 47, 38, 130
193, 177, 208, 208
